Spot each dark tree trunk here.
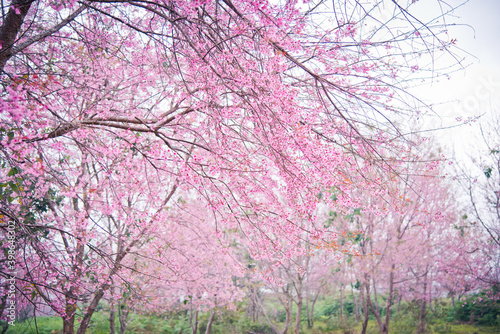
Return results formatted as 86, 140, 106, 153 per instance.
417, 275, 428, 334
62, 296, 76, 334
0, 0, 35, 72
0, 288, 10, 334
109, 304, 116, 334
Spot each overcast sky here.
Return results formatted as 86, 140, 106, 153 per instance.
409, 0, 500, 159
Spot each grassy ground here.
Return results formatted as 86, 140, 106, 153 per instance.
2, 295, 499, 334
3, 316, 499, 334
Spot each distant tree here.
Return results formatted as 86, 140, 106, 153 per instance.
454, 116, 500, 287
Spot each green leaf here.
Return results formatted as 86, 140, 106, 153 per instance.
484, 167, 493, 178
7, 167, 19, 176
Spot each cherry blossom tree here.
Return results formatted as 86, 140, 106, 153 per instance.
322, 142, 491, 334
253, 238, 341, 334
450, 115, 500, 305
0, 0, 467, 332
103, 201, 244, 334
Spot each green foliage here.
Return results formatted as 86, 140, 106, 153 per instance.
318, 302, 339, 318
125, 312, 189, 334
452, 291, 500, 327
5, 316, 62, 334
432, 321, 452, 334
246, 323, 276, 334
484, 166, 493, 178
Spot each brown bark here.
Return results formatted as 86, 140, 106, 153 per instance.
275, 293, 293, 334
418, 299, 427, 334
204, 311, 215, 334
0, 286, 10, 334
249, 286, 259, 323
0, 0, 35, 73
306, 283, 311, 328
109, 307, 116, 334
294, 292, 302, 334
383, 265, 395, 334
0, 322, 8, 334
417, 278, 428, 334
63, 196, 85, 334
367, 283, 385, 334
119, 304, 131, 334
351, 284, 360, 323
191, 310, 199, 334
76, 288, 106, 334
281, 299, 291, 334
339, 285, 344, 321
310, 292, 319, 328
360, 282, 370, 334
62, 298, 76, 334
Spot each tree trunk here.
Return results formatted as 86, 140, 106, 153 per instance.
0, 323, 8, 334
191, 310, 199, 334
294, 293, 302, 334
310, 291, 319, 328
0, 294, 9, 334
367, 283, 385, 334
279, 294, 293, 334
109, 304, 116, 334
109, 284, 116, 334
382, 265, 395, 334
360, 282, 370, 334
352, 284, 360, 323
418, 299, 427, 334
76, 288, 106, 334
339, 284, 344, 322
0, 0, 35, 72
417, 280, 428, 334
205, 311, 215, 334
249, 286, 259, 323
62, 296, 76, 334
306, 287, 311, 328
119, 304, 131, 334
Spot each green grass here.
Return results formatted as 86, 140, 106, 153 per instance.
3, 315, 499, 334
2, 295, 499, 334
3, 316, 62, 334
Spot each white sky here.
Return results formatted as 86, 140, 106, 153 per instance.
410, 0, 500, 159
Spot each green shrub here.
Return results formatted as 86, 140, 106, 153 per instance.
452, 290, 500, 327
247, 323, 276, 334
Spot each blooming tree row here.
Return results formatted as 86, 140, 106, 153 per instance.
0, 0, 479, 333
